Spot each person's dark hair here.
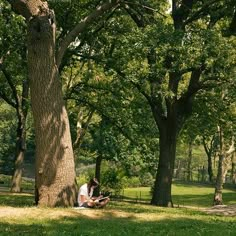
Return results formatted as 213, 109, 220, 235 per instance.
88, 178, 99, 195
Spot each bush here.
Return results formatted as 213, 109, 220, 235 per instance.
140, 172, 154, 187
122, 176, 141, 188
101, 167, 125, 195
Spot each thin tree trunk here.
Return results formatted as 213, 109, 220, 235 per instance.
73, 109, 94, 151
207, 156, 214, 182
213, 126, 224, 205
10, 118, 26, 192
186, 140, 193, 182
94, 154, 102, 196
214, 154, 224, 205
11, 80, 29, 193
203, 136, 215, 182
231, 159, 236, 184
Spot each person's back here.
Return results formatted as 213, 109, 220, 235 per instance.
78, 183, 91, 207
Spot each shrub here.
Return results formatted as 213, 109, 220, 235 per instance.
140, 172, 154, 187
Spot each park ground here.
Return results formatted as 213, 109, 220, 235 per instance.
0, 182, 236, 235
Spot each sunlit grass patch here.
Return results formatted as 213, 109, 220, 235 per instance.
123, 182, 236, 207
0, 196, 236, 236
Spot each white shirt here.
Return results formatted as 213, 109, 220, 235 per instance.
78, 183, 94, 206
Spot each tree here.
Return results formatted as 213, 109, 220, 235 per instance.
92, 0, 236, 206
0, 1, 29, 192
6, 0, 122, 207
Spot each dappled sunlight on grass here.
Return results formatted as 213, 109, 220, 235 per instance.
1, 184, 236, 235
0, 204, 236, 236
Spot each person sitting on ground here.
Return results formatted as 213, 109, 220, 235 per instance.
77, 178, 110, 208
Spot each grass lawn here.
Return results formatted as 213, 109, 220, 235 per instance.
123, 182, 236, 207
0, 182, 236, 235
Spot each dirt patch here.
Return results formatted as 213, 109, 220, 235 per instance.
202, 205, 236, 216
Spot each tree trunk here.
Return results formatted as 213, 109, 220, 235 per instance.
207, 155, 214, 183
186, 140, 193, 181
94, 154, 102, 196
213, 153, 224, 205
203, 136, 215, 182
213, 130, 235, 205
28, 12, 76, 207
151, 124, 177, 207
231, 161, 236, 184
213, 126, 224, 205
11, 79, 29, 193
10, 117, 26, 192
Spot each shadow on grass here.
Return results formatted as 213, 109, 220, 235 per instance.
1, 192, 236, 235
173, 192, 236, 207
0, 192, 35, 207
0, 211, 236, 236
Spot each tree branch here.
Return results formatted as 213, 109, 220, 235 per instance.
183, 0, 220, 26
56, 0, 121, 68
70, 97, 139, 146
0, 63, 18, 108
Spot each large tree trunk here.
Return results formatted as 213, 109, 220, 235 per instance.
27, 8, 76, 207
151, 118, 177, 207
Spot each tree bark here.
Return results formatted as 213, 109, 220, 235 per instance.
151, 112, 177, 207
28, 15, 77, 206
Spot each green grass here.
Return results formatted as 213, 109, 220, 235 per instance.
0, 195, 236, 236
0, 182, 236, 235
123, 182, 236, 207
1, 176, 236, 235
0, 174, 34, 190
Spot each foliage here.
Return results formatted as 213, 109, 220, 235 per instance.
100, 162, 126, 195
0, 102, 16, 175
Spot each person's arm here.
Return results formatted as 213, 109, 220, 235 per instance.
91, 194, 103, 201
80, 194, 87, 204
